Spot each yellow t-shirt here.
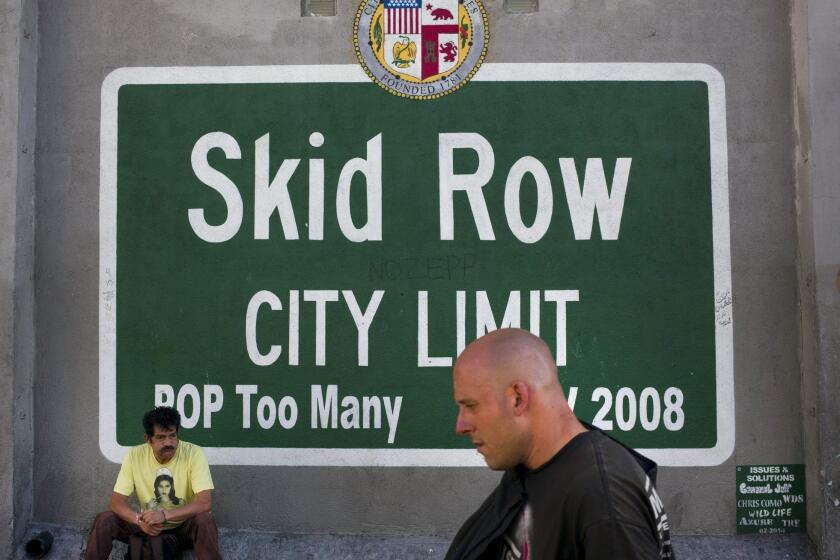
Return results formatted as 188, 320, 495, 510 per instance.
114, 440, 214, 528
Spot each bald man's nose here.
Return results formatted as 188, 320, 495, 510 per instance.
455, 412, 473, 435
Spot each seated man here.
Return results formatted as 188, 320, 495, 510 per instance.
446, 329, 673, 559
85, 406, 223, 559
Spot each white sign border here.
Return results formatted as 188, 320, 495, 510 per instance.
100, 63, 733, 467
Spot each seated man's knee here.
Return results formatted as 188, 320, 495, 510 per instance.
92, 511, 119, 528
193, 512, 217, 529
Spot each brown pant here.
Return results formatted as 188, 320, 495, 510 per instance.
84, 510, 223, 560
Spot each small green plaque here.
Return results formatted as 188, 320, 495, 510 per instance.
736, 464, 806, 534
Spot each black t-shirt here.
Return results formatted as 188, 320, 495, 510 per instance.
498, 429, 672, 560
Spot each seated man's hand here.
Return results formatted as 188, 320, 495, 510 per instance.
137, 510, 165, 536
139, 509, 167, 526
137, 517, 163, 536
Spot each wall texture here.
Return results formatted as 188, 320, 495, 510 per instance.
799, 0, 840, 556
0, 0, 23, 552
31, 0, 804, 539
0, 0, 36, 558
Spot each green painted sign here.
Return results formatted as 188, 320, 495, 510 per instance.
99, 64, 732, 466
737, 465, 806, 534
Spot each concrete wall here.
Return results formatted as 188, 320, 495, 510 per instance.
795, 0, 840, 556
28, 0, 808, 544
5, 1, 836, 558
0, 0, 36, 557
0, 1, 22, 555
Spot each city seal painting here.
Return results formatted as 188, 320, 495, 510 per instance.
354, 0, 489, 99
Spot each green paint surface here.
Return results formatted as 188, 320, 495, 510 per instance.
114, 80, 716, 450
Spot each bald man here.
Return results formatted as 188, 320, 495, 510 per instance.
446, 329, 673, 560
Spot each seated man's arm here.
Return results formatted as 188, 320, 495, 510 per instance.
109, 491, 140, 526
139, 490, 213, 526
168, 489, 213, 523
111, 491, 164, 536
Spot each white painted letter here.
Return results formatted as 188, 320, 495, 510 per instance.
236, 385, 258, 429
257, 395, 276, 429
529, 290, 541, 336
288, 290, 299, 366
340, 396, 360, 429
189, 132, 243, 243
456, 290, 466, 356
245, 290, 283, 366
304, 290, 339, 366
383, 396, 403, 444
559, 158, 631, 240
439, 133, 496, 240
476, 291, 521, 337
277, 396, 298, 429
543, 290, 579, 366
203, 385, 224, 428
311, 384, 338, 429
343, 290, 385, 366
336, 134, 383, 242
417, 291, 452, 367
308, 132, 325, 240
363, 396, 382, 429
155, 384, 174, 408
177, 384, 201, 429
505, 156, 553, 243
254, 133, 300, 240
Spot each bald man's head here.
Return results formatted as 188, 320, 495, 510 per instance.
454, 328, 561, 393
453, 329, 572, 470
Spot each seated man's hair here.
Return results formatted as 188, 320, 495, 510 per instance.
143, 406, 182, 436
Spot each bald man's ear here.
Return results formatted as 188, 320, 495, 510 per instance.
510, 381, 530, 416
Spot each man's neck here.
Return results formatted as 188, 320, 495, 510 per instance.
523, 411, 587, 470
151, 445, 175, 464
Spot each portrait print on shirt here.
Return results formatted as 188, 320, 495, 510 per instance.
145, 467, 182, 512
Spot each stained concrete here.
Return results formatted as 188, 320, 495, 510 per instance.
796, 0, 840, 557
16, 523, 819, 560
14, 0, 37, 553
0, 0, 36, 558
0, 0, 23, 553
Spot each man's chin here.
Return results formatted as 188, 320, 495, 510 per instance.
481, 453, 517, 471
481, 455, 506, 471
